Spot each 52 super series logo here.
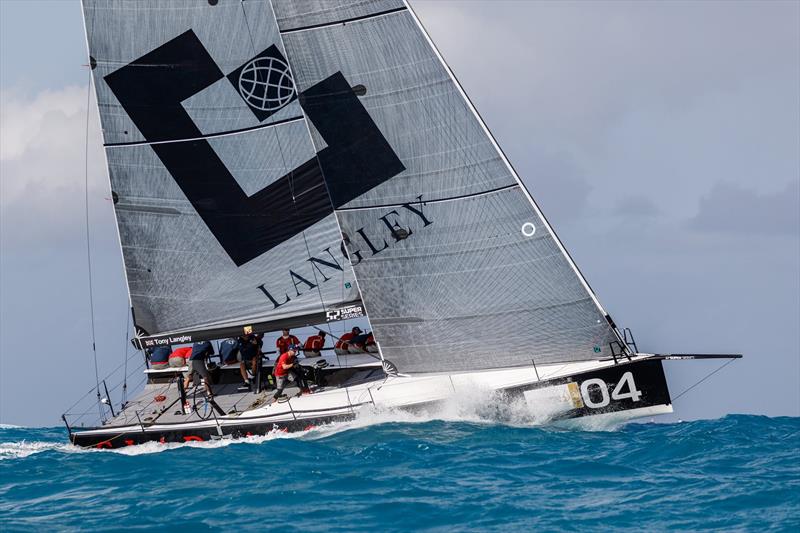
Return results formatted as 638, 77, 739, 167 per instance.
325, 305, 366, 322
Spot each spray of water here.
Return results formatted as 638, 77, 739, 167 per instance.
0, 385, 631, 458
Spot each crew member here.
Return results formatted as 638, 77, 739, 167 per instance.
271, 345, 309, 402
334, 326, 362, 355
276, 329, 300, 355
348, 330, 370, 354
303, 330, 326, 358
183, 340, 215, 397
148, 345, 171, 369
219, 338, 240, 365
169, 346, 192, 368
238, 333, 263, 389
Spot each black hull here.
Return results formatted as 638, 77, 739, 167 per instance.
70, 412, 357, 448
70, 358, 671, 449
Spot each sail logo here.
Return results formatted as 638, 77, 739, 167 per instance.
105, 30, 405, 267
326, 305, 365, 322
227, 45, 296, 121
256, 198, 433, 310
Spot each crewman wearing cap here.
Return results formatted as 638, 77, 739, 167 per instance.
276, 328, 300, 355
303, 330, 326, 358
271, 344, 310, 402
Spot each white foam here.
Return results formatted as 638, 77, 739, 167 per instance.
331, 386, 627, 434
0, 391, 631, 460
0, 440, 76, 460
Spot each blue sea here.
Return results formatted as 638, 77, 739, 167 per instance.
0, 414, 798, 531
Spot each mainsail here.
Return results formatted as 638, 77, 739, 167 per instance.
84, 0, 623, 371
83, 0, 362, 339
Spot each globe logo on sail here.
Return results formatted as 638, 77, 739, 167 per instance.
238, 55, 295, 112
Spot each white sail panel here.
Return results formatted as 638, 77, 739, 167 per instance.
83, 0, 360, 336
275, 1, 621, 371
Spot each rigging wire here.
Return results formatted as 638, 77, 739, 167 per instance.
672, 358, 738, 402
121, 304, 132, 406
83, 74, 103, 423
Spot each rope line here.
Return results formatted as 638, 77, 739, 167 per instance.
83, 75, 103, 422
672, 358, 738, 402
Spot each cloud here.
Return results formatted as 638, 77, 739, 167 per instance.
613, 195, 661, 218
0, 85, 109, 247
1, 85, 128, 426
688, 181, 799, 236
0, 86, 87, 161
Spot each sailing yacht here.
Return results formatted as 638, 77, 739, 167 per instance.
66, 0, 739, 448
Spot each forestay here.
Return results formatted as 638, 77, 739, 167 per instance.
273, 0, 622, 372
82, 0, 361, 337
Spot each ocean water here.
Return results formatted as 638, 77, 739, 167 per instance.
0, 413, 798, 532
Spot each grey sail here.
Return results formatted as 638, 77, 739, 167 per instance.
273, 0, 622, 372
82, 0, 361, 339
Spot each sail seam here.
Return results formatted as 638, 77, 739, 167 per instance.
279, 7, 408, 34
336, 183, 519, 212
103, 115, 305, 148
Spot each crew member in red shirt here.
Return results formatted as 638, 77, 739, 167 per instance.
303, 330, 326, 358
169, 346, 193, 368
271, 345, 309, 402
275, 329, 300, 355
334, 326, 362, 355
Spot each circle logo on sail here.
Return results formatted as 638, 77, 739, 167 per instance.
521, 222, 536, 237
238, 56, 295, 112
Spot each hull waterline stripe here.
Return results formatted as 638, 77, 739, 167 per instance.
279, 7, 408, 34
104, 116, 305, 148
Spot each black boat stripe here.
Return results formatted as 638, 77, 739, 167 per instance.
335, 183, 520, 212
279, 6, 408, 34
104, 115, 305, 148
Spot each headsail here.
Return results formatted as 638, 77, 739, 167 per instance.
82, 0, 362, 338
273, 0, 623, 372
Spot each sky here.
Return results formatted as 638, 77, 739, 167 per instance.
0, 0, 798, 427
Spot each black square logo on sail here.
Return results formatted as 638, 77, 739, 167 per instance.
227, 45, 296, 122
